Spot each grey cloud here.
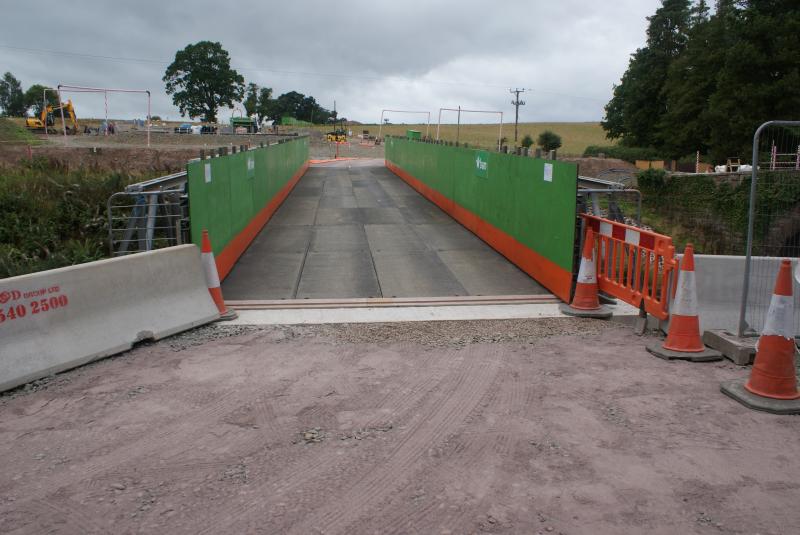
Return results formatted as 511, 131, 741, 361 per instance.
0, 0, 660, 122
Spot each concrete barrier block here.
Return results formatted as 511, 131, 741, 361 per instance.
684, 255, 798, 336
0, 245, 219, 392
703, 329, 756, 366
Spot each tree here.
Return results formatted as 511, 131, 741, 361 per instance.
163, 41, 245, 122
601, 0, 692, 146
520, 134, 534, 148
0, 72, 26, 116
538, 130, 562, 152
705, 0, 800, 162
243, 83, 273, 124
24, 84, 59, 117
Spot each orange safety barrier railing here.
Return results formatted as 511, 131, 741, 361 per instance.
580, 214, 678, 320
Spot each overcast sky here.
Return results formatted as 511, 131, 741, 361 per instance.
0, 0, 660, 124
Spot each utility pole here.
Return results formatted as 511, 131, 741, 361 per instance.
509, 88, 527, 143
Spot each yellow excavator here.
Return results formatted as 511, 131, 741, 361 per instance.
25, 100, 79, 134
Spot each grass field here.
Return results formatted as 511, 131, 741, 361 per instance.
0, 117, 40, 145
313, 122, 614, 156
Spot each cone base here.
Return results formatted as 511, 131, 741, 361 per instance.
559, 303, 612, 319
646, 341, 722, 362
721, 379, 800, 415
598, 293, 618, 305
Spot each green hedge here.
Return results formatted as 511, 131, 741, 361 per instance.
637, 168, 800, 255
583, 145, 664, 163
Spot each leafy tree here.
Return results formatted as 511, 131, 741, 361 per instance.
520, 134, 534, 148
243, 83, 273, 124
706, 0, 800, 162
0, 72, 26, 116
24, 84, 59, 117
269, 91, 304, 123
657, 0, 724, 158
537, 130, 562, 152
602, 0, 692, 146
163, 41, 245, 122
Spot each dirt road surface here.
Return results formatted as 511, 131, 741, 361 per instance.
1, 319, 798, 534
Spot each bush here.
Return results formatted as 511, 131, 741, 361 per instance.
0, 163, 140, 277
636, 168, 667, 194
520, 134, 534, 148
583, 145, 663, 163
537, 130, 562, 152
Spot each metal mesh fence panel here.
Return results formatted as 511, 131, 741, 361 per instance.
742, 123, 800, 337
630, 122, 800, 337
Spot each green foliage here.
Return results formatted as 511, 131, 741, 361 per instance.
636, 168, 800, 254
0, 72, 26, 117
163, 41, 245, 122
602, 0, 692, 147
23, 84, 59, 117
0, 162, 140, 277
583, 145, 663, 162
243, 83, 273, 124
267, 91, 333, 125
520, 134, 534, 148
604, 1, 800, 162
0, 117, 39, 144
537, 130, 563, 152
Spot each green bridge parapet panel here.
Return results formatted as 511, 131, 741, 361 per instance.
385, 136, 577, 301
187, 137, 309, 279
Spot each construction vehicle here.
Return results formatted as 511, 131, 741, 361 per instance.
326, 129, 346, 142
230, 116, 259, 133
25, 100, 79, 134
326, 118, 347, 142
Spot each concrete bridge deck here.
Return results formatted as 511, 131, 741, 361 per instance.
222, 159, 548, 300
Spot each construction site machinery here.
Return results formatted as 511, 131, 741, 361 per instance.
326, 129, 347, 142
230, 116, 259, 134
25, 100, 79, 135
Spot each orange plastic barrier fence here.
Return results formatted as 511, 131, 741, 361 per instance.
581, 214, 678, 320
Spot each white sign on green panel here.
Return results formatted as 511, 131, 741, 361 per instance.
544, 163, 553, 182
475, 150, 489, 179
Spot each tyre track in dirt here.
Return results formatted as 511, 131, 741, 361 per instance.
190, 349, 454, 533
371, 360, 528, 535
1, 341, 326, 516
283, 347, 500, 535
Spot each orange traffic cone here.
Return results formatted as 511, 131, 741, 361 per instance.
559, 228, 612, 319
745, 259, 798, 399
721, 259, 800, 414
201, 229, 238, 321
647, 244, 721, 361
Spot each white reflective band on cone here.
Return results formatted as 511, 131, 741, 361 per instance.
202, 252, 221, 288
795, 261, 800, 284
577, 257, 597, 284
671, 270, 697, 316
762, 294, 795, 340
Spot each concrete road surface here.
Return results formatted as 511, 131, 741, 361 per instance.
222, 159, 548, 299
